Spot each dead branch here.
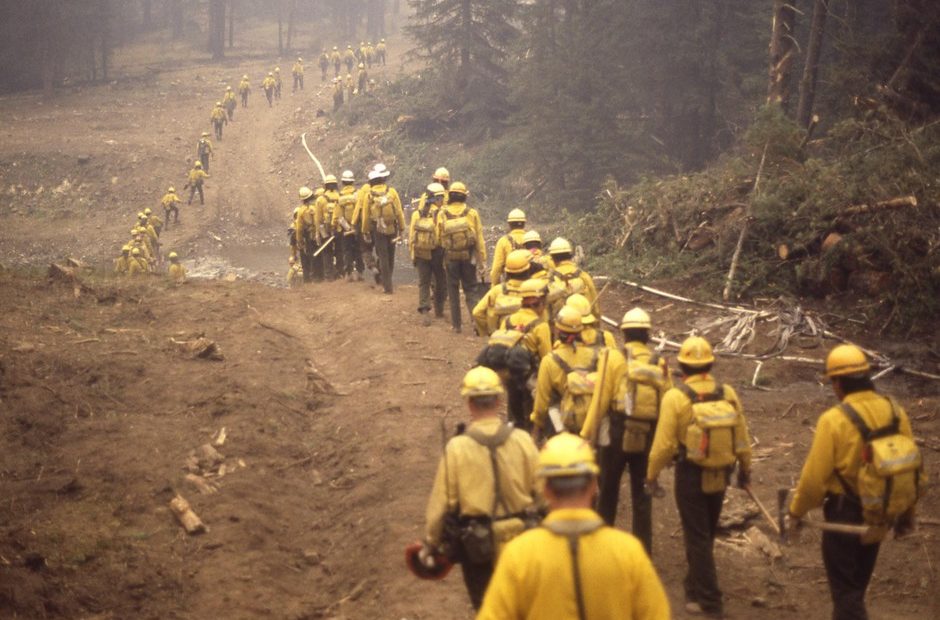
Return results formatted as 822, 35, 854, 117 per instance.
723, 142, 769, 301
839, 195, 917, 216
257, 321, 296, 339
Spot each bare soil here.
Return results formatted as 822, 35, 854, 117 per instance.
1, 19, 938, 620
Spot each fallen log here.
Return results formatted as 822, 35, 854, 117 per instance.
169, 494, 207, 534
840, 195, 917, 216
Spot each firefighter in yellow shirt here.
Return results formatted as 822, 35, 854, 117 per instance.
332, 77, 344, 111
114, 245, 131, 274
376, 38, 387, 65
143, 207, 163, 237
330, 46, 342, 77
315, 174, 341, 279
645, 336, 752, 618
433, 166, 451, 202
478, 432, 670, 620
547, 237, 599, 318
161, 186, 181, 227
472, 249, 532, 337
437, 181, 486, 333
210, 102, 227, 141
332, 170, 364, 281
293, 57, 304, 91
343, 45, 356, 72
579, 308, 670, 556
360, 166, 405, 294
490, 209, 527, 284
185, 161, 208, 205
127, 248, 149, 276
197, 132, 213, 171
262, 72, 276, 107
356, 63, 368, 94
419, 367, 541, 610
167, 252, 186, 284
318, 49, 329, 82
238, 74, 251, 107
523, 230, 554, 276
222, 86, 237, 120
566, 293, 617, 349
410, 182, 447, 325
788, 344, 922, 620
530, 307, 612, 441
286, 256, 303, 287
294, 186, 320, 283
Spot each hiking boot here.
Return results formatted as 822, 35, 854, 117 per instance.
422, 313, 432, 327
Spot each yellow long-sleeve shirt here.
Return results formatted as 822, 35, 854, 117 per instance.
113, 255, 129, 274
437, 201, 487, 265
292, 61, 304, 75
127, 257, 149, 276
490, 228, 527, 284
581, 326, 617, 349
530, 342, 605, 431
359, 183, 405, 235
238, 79, 251, 94
477, 507, 671, 620
550, 261, 600, 315
188, 168, 208, 186
332, 185, 360, 234
210, 107, 226, 123
262, 76, 276, 91
502, 307, 553, 362
315, 189, 340, 236
789, 390, 918, 518
294, 202, 316, 249
425, 417, 540, 547
472, 279, 526, 336
646, 373, 751, 481
168, 263, 186, 284
161, 192, 181, 209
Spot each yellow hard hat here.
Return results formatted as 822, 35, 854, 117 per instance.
242, 74, 248, 79
298, 186, 314, 200
275, 67, 280, 72
341, 170, 355, 183
324, 174, 338, 185
347, 45, 352, 49
427, 182, 446, 196
144, 208, 152, 216
298, 56, 303, 61
137, 211, 146, 219
168, 251, 178, 260
168, 186, 176, 193
201, 131, 209, 137
215, 101, 222, 106
518, 278, 548, 299
449, 181, 468, 196
555, 306, 584, 334
122, 245, 131, 252
548, 237, 573, 256
194, 161, 202, 167
460, 366, 505, 398
346, 73, 352, 79
226, 86, 232, 91
507, 208, 526, 223
522, 230, 542, 245
433, 167, 450, 182
268, 71, 273, 76
333, 46, 338, 51
358, 63, 365, 69
505, 249, 533, 275
825, 344, 871, 378
131, 248, 141, 256
620, 307, 651, 330
381, 38, 385, 43
677, 336, 715, 366
315, 187, 325, 196
565, 294, 595, 324
538, 432, 599, 478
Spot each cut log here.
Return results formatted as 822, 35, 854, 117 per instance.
821, 231, 843, 253
184, 473, 219, 495
169, 494, 206, 534
840, 195, 917, 216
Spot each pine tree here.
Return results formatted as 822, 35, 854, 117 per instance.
407, 0, 520, 125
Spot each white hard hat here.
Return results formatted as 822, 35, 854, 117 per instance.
367, 170, 380, 181
373, 163, 387, 174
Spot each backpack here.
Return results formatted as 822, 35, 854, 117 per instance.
836, 400, 923, 525
491, 283, 522, 320
478, 317, 543, 380
441, 206, 473, 258
412, 204, 438, 253
617, 349, 668, 453
505, 233, 523, 251
370, 186, 396, 233
677, 383, 744, 469
197, 139, 210, 156
551, 267, 586, 296
553, 346, 602, 433
337, 193, 358, 234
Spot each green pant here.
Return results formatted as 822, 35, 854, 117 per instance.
372, 229, 397, 293
415, 248, 447, 315
445, 259, 479, 329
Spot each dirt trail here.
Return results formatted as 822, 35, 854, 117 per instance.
0, 22, 937, 620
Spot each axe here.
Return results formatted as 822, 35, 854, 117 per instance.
776, 488, 874, 541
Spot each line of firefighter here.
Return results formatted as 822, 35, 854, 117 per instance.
410, 262, 925, 616
318, 40, 387, 82
112, 205, 186, 284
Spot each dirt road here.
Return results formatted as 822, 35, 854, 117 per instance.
1, 21, 938, 620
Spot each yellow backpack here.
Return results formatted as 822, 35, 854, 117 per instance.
553, 347, 602, 433
441, 206, 473, 258
677, 383, 744, 469
413, 204, 438, 253
370, 186, 396, 233
491, 283, 522, 319
550, 267, 586, 296
337, 193, 358, 235
617, 349, 668, 453
837, 401, 923, 525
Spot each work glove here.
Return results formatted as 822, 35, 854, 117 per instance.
736, 468, 751, 489
417, 543, 437, 569
785, 513, 803, 541
644, 478, 665, 498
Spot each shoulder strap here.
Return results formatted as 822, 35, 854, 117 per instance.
522, 318, 543, 334
542, 519, 603, 620
552, 352, 573, 375
464, 423, 515, 516
839, 399, 899, 441
676, 381, 724, 403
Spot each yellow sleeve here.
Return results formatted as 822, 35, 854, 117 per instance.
646, 389, 683, 480
724, 385, 752, 473
603, 330, 617, 349
490, 237, 507, 284
471, 289, 492, 336
530, 356, 557, 429
580, 349, 626, 442
357, 187, 370, 234
424, 450, 456, 547
473, 210, 487, 264
408, 211, 418, 260
628, 545, 672, 620
534, 323, 553, 360
789, 413, 838, 517
391, 188, 405, 232
313, 197, 326, 235
582, 271, 600, 315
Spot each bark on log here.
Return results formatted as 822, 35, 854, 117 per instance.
841, 195, 917, 216
169, 494, 206, 534
767, 0, 799, 108
796, 0, 829, 128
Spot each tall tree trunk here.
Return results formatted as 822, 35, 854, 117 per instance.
796, 0, 829, 127
100, 0, 111, 81
170, 0, 183, 39
228, 0, 234, 48
208, 0, 225, 59
767, 0, 798, 109
457, 0, 471, 90
286, 0, 296, 53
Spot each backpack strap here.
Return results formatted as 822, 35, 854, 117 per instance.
676, 381, 725, 403
464, 423, 515, 516
542, 519, 603, 620
552, 352, 573, 375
